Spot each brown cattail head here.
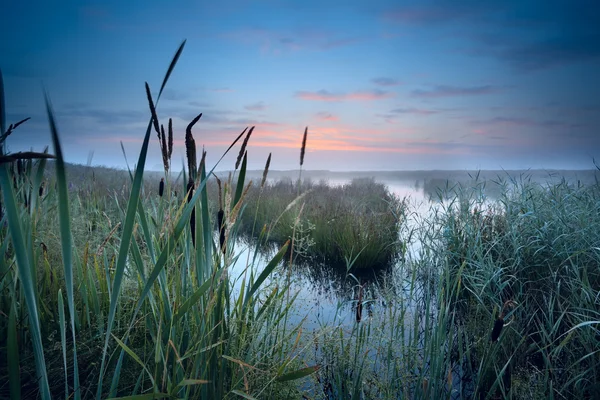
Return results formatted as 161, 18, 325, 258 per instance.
168, 118, 173, 159
218, 209, 226, 254
186, 113, 202, 181
491, 318, 504, 342
160, 124, 169, 171
145, 82, 161, 135
261, 153, 271, 188
159, 177, 164, 197
235, 126, 254, 170
300, 127, 308, 166
39, 181, 44, 197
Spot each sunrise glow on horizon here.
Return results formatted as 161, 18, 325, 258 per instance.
1, 0, 599, 171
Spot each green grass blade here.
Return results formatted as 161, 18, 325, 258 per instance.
276, 365, 321, 382
8, 303, 21, 400
173, 268, 222, 323
244, 240, 289, 308
230, 390, 258, 400
106, 394, 170, 400
0, 69, 5, 140
45, 90, 81, 400
96, 42, 185, 397
233, 152, 247, 210
0, 165, 50, 399
112, 334, 156, 387
158, 40, 186, 97
58, 289, 68, 399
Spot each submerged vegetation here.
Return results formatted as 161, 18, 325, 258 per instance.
1, 42, 599, 400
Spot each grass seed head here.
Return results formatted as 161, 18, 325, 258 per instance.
236, 126, 254, 170
300, 127, 308, 166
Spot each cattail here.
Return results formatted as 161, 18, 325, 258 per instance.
160, 124, 169, 171
491, 300, 516, 342
186, 113, 202, 181
187, 179, 196, 247
145, 82, 161, 135
218, 209, 225, 254
235, 126, 254, 170
355, 283, 364, 323
168, 118, 173, 159
300, 127, 308, 166
39, 181, 44, 197
261, 153, 271, 188
159, 177, 164, 197
214, 174, 226, 254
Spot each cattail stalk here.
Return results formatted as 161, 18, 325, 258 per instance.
187, 179, 196, 247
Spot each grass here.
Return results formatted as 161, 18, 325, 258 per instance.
224, 177, 405, 270
1, 42, 599, 399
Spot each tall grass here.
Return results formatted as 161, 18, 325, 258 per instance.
0, 42, 316, 399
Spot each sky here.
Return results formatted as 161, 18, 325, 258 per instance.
1, 0, 599, 171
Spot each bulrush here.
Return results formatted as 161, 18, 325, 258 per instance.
235, 126, 254, 170
300, 127, 308, 167
491, 300, 516, 342
261, 153, 271, 189
185, 113, 202, 247
159, 177, 164, 197
214, 174, 226, 254
39, 181, 44, 197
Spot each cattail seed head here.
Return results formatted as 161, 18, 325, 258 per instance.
39, 181, 44, 197
160, 124, 169, 171
300, 127, 308, 166
168, 118, 173, 159
218, 209, 226, 254
261, 153, 271, 188
236, 126, 254, 170
159, 177, 164, 197
186, 114, 202, 181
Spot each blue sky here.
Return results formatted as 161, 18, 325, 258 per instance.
1, 0, 599, 171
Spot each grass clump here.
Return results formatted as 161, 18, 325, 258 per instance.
233, 177, 405, 270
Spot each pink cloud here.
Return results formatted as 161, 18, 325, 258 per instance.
295, 89, 395, 102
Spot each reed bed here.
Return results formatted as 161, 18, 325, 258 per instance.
227, 177, 405, 270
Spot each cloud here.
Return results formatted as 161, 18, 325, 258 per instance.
391, 107, 439, 115
371, 77, 402, 87
245, 101, 267, 111
295, 89, 395, 102
315, 112, 339, 121
411, 85, 498, 98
